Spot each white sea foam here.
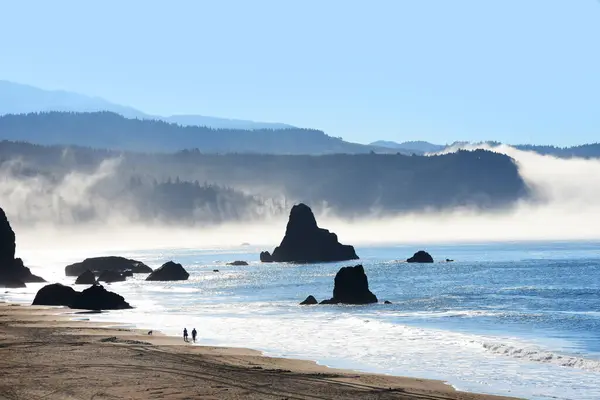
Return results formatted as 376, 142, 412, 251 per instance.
483, 342, 600, 372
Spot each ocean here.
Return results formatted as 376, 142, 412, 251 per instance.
3, 241, 600, 400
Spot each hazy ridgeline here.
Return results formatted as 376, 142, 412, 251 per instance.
0, 111, 401, 155
0, 140, 526, 227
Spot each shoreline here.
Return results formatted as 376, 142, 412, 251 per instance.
0, 301, 521, 400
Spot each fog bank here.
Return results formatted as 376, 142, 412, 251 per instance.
6, 145, 600, 253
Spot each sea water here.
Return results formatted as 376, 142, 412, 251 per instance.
3, 241, 600, 400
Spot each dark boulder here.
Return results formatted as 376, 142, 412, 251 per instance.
32, 283, 77, 306
9, 258, 46, 283
32, 283, 131, 310
70, 284, 132, 310
300, 295, 318, 305
97, 270, 126, 283
407, 251, 434, 263
319, 298, 339, 305
65, 256, 152, 277
260, 251, 273, 262
0, 207, 46, 286
384, 300, 392, 305
227, 261, 249, 266
446, 259, 455, 263
260, 204, 358, 263
145, 261, 189, 281
75, 270, 96, 285
322, 265, 378, 305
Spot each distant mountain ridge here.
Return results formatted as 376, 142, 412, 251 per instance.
0, 111, 401, 155
370, 140, 445, 154
0, 80, 295, 130
371, 139, 600, 159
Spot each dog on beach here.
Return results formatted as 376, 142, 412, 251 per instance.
147, 330, 153, 335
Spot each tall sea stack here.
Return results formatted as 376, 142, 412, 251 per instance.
260, 203, 358, 263
0, 207, 45, 287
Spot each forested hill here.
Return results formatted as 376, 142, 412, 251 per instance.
0, 111, 397, 155
0, 141, 528, 221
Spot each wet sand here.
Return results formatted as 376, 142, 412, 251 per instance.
0, 302, 520, 400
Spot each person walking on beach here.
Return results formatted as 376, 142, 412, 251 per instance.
183, 328, 188, 342
191, 328, 197, 343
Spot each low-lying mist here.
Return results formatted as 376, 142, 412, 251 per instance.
3, 145, 600, 255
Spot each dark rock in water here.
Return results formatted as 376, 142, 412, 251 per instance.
70, 284, 132, 310
319, 298, 339, 305
322, 265, 377, 305
260, 251, 273, 262
300, 295, 318, 305
0, 207, 46, 286
146, 261, 189, 281
260, 203, 358, 263
32, 283, 77, 306
213, 269, 219, 273
407, 250, 434, 263
75, 270, 96, 285
65, 256, 152, 277
122, 270, 134, 277
32, 283, 131, 310
10, 258, 46, 283
445, 259, 455, 263
97, 270, 126, 283
227, 261, 249, 266
384, 300, 392, 305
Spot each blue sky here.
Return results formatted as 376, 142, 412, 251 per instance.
0, 0, 598, 145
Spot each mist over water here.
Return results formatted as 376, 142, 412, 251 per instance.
2, 145, 600, 254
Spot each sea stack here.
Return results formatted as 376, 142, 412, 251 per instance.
32, 283, 132, 310
260, 203, 358, 263
321, 265, 378, 305
75, 270, 97, 285
407, 250, 434, 263
65, 256, 152, 277
145, 261, 189, 281
0, 207, 46, 287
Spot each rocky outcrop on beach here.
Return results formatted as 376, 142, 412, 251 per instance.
70, 284, 132, 310
145, 261, 189, 281
300, 295, 318, 305
320, 265, 377, 305
227, 261, 249, 266
32, 283, 131, 310
407, 250, 434, 263
97, 270, 126, 283
75, 270, 96, 285
65, 256, 152, 277
260, 203, 358, 263
0, 207, 46, 287
32, 283, 77, 306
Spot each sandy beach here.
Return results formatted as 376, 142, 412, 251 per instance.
0, 302, 520, 400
